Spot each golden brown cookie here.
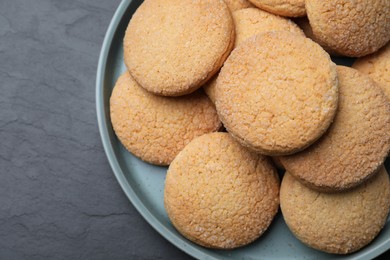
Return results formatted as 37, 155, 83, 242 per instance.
224, 0, 255, 11
110, 72, 221, 166
353, 43, 390, 101
215, 31, 338, 156
164, 132, 280, 249
248, 0, 306, 17
204, 8, 304, 103
123, 0, 235, 96
280, 66, 390, 191
280, 168, 390, 254
306, 0, 390, 57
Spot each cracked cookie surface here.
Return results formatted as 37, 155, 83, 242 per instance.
123, 0, 234, 96
306, 0, 390, 57
280, 66, 390, 191
164, 132, 279, 249
110, 72, 221, 166
215, 31, 338, 155
280, 168, 390, 254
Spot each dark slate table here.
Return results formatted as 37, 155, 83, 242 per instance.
1, 0, 389, 259
0, 0, 191, 259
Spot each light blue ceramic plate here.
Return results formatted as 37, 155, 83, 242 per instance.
96, 0, 390, 258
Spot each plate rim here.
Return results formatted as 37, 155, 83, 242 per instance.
95, 0, 390, 259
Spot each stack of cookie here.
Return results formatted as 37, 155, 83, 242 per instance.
278, 65, 390, 254
109, 0, 390, 255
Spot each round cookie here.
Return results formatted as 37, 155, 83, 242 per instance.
110, 71, 221, 166
280, 66, 390, 191
248, 0, 306, 17
280, 168, 390, 254
224, 0, 255, 11
124, 0, 235, 96
164, 132, 280, 249
204, 8, 304, 102
306, 0, 390, 57
353, 43, 390, 101
215, 31, 338, 156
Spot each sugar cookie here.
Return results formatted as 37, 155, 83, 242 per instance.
306, 0, 390, 57
215, 31, 338, 155
164, 132, 280, 249
124, 0, 235, 96
280, 66, 390, 191
110, 72, 221, 165
280, 168, 390, 254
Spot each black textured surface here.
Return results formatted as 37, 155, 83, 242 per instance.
0, 0, 192, 259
